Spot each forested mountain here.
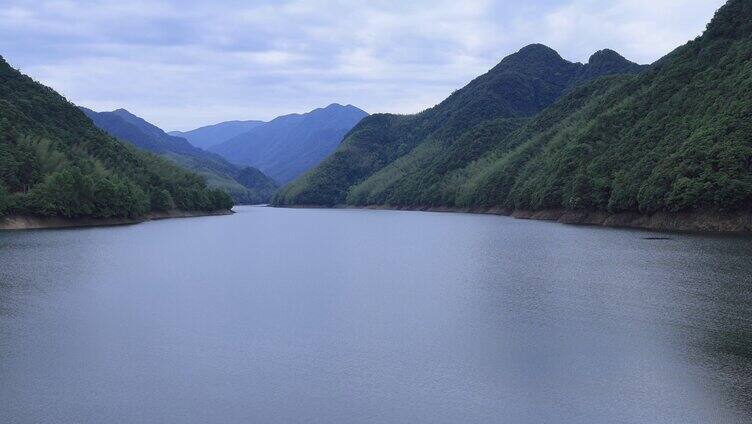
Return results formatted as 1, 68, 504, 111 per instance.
82, 108, 277, 204
169, 120, 265, 150
273, 45, 644, 206
275, 0, 752, 220
210, 104, 368, 184
0, 56, 232, 219
448, 0, 752, 215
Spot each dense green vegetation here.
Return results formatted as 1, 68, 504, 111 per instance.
347, 118, 528, 206
276, 0, 752, 217
82, 108, 278, 204
274, 45, 644, 206
234, 166, 279, 203
451, 0, 752, 214
0, 57, 232, 219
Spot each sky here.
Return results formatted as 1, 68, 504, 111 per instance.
0, 0, 727, 131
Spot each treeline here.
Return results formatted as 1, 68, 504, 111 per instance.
0, 57, 232, 220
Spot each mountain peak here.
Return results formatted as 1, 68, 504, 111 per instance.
323, 103, 367, 113
704, 0, 752, 40
312, 103, 368, 117
112, 108, 135, 117
588, 49, 627, 65
576, 49, 644, 81
103, 108, 169, 140
489, 44, 571, 81
514, 44, 563, 61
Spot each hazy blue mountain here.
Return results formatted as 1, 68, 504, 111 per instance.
81, 108, 278, 204
169, 120, 265, 150
210, 103, 368, 184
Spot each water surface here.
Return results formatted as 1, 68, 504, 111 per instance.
1, 206, 752, 423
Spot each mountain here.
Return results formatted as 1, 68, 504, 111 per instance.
276, 0, 752, 227
169, 120, 265, 150
210, 104, 368, 184
273, 45, 645, 206
0, 56, 232, 220
81, 108, 277, 204
444, 0, 752, 215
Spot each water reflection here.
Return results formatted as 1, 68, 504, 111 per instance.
671, 235, 752, 416
0, 207, 751, 423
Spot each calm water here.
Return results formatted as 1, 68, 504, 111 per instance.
2, 206, 752, 423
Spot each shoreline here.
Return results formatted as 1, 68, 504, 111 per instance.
0, 209, 234, 231
276, 204, 752, 234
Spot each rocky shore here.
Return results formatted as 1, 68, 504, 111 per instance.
280, 204, 752, 234
0, 209, 233, 231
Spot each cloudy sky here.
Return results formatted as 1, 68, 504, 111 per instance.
0, 0, 726, 130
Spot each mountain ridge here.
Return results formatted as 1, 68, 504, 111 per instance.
275, 0, 752, 233
210, 103, 368, 184
170, 119, 265, 150
81, 108, 278, 204
273, 44, 646, 206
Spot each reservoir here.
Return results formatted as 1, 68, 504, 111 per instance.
1, 206, 752, 423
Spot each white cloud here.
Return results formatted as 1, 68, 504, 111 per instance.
535, 0, 725, 63
0, 0, 727, 130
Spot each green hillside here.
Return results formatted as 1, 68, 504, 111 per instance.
275, 0, 751, 218
450, 0, 752, 214
0, 56, 232, 219
82, 108, 278, 204
273, 45, 644, 206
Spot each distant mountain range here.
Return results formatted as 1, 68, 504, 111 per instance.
81, 108, 277, 204
176, 104, 367, 184
169, 120, 265, 150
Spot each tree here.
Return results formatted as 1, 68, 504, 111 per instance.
208, 189, 234, 211
151, 189, 175, 212
26, 167, 93, 218
0, 184, 11, 215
